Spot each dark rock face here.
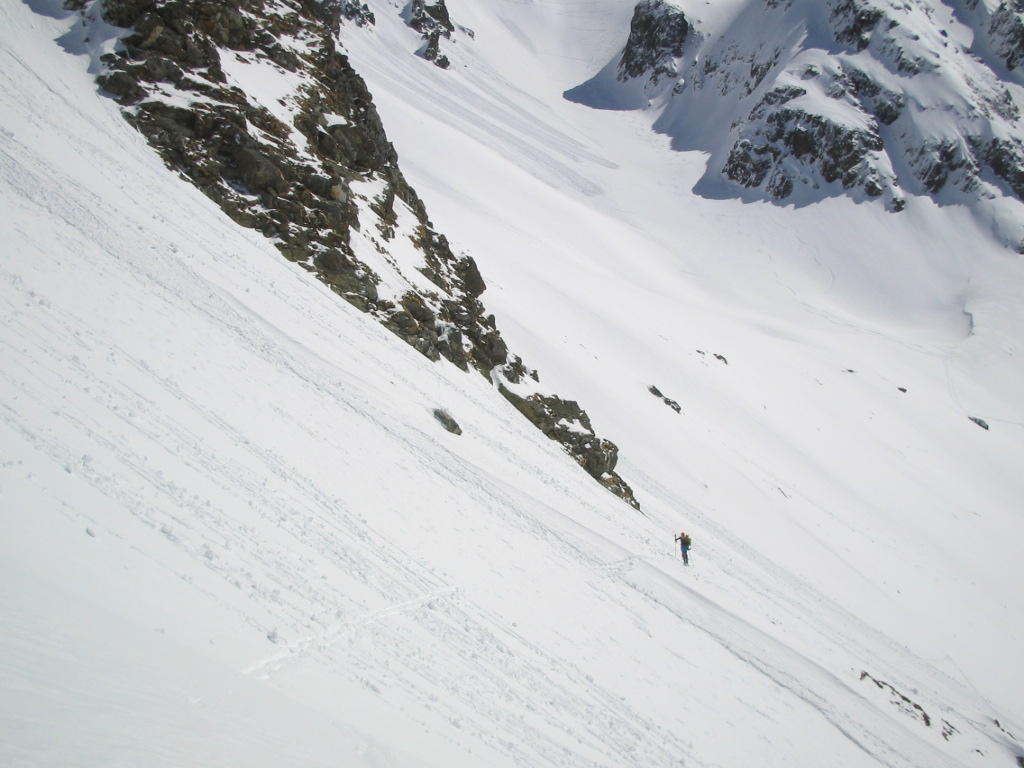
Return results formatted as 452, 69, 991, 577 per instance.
88, 0, 640, 508
904, 131, 1024, 203
829, 0, 884, 51
405, 0, 456, 68
722, 81, 900, 206
843, 67, 905, 126
983, 136, 1024, 199
618, 0, 690, 84
500, 386, 641, 509
989, 2, 1024, 71
95, 0, 460, 351
342, 1, 375, 28
908, 139, 979, 196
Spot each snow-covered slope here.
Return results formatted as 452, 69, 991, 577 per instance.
2, 1, 1024, 767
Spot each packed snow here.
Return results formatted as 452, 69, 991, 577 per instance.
2, 1, 1023, 767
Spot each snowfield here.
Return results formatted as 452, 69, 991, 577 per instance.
2, 1, 1023, 767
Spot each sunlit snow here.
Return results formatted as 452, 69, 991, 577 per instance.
2, 1, 1023, 767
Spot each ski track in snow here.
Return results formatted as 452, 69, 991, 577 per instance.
244, 586, 463, 679
246, 567, 700, 767
1, 103, 696, 760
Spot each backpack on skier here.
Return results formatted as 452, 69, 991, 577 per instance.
675, 532, 692, 565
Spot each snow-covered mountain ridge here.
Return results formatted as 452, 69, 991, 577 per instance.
569, 0, 1024, 247
2, 0, 1024, 766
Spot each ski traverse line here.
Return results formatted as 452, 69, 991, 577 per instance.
594, 554, 644, 573
243, 586, 460, 679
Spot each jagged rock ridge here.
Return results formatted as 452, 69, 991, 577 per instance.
87, 0, 639, 508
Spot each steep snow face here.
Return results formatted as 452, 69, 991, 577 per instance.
570, 0, 1024, 246
339, 0, 1024, 734
4, 1, 1024, 768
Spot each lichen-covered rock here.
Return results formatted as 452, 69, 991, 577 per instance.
618, 0, 690, 85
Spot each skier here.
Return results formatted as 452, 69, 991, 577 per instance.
675, 532, 691, 565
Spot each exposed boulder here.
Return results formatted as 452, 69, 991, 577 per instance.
407, 0, 453, 36
432, 409, 462, 435
228, 147, 289, 195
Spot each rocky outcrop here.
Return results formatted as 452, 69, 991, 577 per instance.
722, 78, 902, 207
404, 0, 457, 68
829, 0, 884, 51
982, 135, 1024, 199
843, 66, 905, 126
618, 0, 690, 85
989, 2, 1024, 72
500, 386, 640, 508
87, 0, 640, 508
907, 139, 980, 197
858, 671, 961, 741
342, 1, 375, 28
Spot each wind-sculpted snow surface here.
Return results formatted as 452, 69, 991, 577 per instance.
3, 1, 1024, 767
571, 0, 1024, 247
